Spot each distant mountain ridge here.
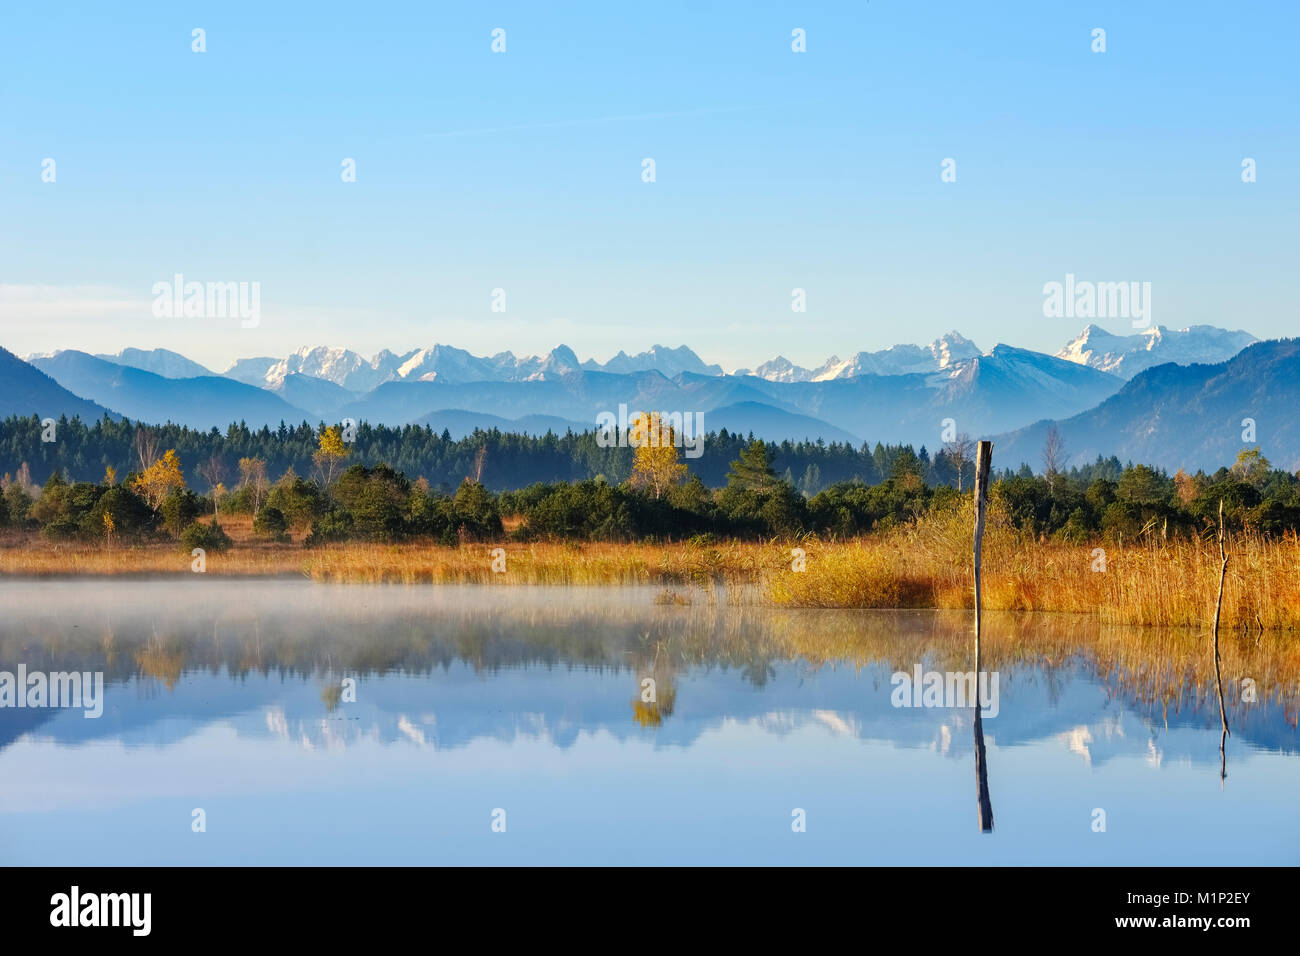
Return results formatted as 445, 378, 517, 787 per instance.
735, 331, 983, 381
93, 347, 214, 379
25, 351, 312, 430
994, 339, 1300, 473
218, 343, 716, 392
0, 347, 119, 423
1055, 324, 1257, 379
34, 324, 1253, 388
8, 325, 1279, 461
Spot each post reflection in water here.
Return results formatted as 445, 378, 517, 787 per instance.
0, 580, 1296, 866
974, 704, 994, 833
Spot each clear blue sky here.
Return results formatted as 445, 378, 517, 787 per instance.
1, 0, 1296, 372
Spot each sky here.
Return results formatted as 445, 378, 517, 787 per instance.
1, 1, 1297, 373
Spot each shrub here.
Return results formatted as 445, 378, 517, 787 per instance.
304, 508, 354, 547
408, 486, 455, 542
266, 475, 325, 529
333, 464, 410, 541
181, 520, 232, 553
40, 515, 82, 540
3, 484, 34, 525
452, 479, 503, 540
85, 486, 156, 539
252, 506, 290, 542
30, 472, 71, 526
160, 488, 204, 538
1056, 507, 1093, 545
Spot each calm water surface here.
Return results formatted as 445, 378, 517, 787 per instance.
1, 579, 1296, 865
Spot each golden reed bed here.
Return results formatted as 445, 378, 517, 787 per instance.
2, 506, 1298, 630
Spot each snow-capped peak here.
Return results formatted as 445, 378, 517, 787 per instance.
1056, 324, 1257, 379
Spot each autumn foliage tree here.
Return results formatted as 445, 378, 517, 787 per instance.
312, 426, 349, 487
628, 412, 687, 499
130, 449, 186, 509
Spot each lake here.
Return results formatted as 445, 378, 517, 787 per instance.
0, 579, 1296, 865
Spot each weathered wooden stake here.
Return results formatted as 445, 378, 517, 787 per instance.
973, 441, 993, 650
1211, 499, 1231, 782
973, 440, 994, 832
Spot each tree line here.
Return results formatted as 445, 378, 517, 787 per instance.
1, 413, 1007, 495
2, 413, 1297, 547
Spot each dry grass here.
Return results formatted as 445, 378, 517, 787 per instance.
4, 500, 1300, 629
768, 501, 1300, 629
0, 524, 775, 588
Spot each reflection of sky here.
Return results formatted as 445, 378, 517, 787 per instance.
0, 583, 1297, 865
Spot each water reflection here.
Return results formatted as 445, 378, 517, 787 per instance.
974, 704, 994, 833
0, 580, 1296, 865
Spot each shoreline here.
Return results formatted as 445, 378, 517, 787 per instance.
2, 526, 1299, 631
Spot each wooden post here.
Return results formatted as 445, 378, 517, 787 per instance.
973, 442, 993, 652
1211, 500, 1231, 782
973, 441, 994, 831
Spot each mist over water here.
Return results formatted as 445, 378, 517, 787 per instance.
1, 580, 1296, 865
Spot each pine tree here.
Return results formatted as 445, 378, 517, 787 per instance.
726, 440, 777, 492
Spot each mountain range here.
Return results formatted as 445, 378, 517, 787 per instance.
1053, 324, 1258, 379
7, 324, 1290, 472
0, 348, 119, 423
44, 325, 1250, 391
23, 350, 310, 429
995, 338, 1300, 474
216, 343, 722, 392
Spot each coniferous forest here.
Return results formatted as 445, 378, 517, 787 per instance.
2, 414, 1298, 546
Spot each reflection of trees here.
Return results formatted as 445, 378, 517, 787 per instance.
4, 595, 1296, 732
632, 682, 677, 727
135, 641, 184, 691
630, 634, 678, 727
740, 657, 776, 688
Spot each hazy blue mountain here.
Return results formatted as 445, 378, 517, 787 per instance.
18, 327, 1268, 452
92, 347, 214, 379
736, 346, 1124, 443
703, 401, 862, 444
928, 345, 1125, 428
270, 372, 356, 418
411, 409, 590, 438
0, 347, 119, 422
337, 369, 819, 434
405, 395, 859, 445
339, 378, 587, 426
28, 351, 312, 429
739, 326, 1258, 384
20, 345, 1119, 445
993, 339, 1300, 473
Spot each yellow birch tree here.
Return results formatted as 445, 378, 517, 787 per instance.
313, 426, 349, 486
130, 449, 185, 508
629, 412, 687, 499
